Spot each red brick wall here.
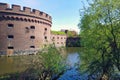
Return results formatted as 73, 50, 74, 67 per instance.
0, 3, 52, 54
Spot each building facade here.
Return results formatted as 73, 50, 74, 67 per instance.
0, 3, 53, 55
51, 34, 67, 47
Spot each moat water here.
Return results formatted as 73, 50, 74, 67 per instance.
0, 47, 85, 79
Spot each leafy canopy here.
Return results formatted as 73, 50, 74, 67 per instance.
79, 0, 120, 79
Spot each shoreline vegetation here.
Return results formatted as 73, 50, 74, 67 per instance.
1, 0, 120, 79
0, 45, 68, 80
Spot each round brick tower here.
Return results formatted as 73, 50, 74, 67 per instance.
0, 3, 52, 55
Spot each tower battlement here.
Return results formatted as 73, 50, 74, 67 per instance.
0, 2, 68, 56
0, 3, 52, 21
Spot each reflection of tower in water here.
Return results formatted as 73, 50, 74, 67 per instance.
6, 57, 13, 63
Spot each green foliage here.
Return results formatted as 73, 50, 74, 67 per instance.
30, 45, 66, 80
51, 31, 66, 35
67, 31, 78, 37
66, 37, 81, 47
0, 46, 66, 80
67, 31, 73, 37
0, 73, 20, 80
40, 45, 66, 74
79, 0, 120, 79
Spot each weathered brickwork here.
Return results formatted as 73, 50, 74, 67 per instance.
0, 3, 52, 55
51, 34, 67, 47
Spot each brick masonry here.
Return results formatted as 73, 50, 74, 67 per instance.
51, 34, 67, 47
0, 3, 67, 55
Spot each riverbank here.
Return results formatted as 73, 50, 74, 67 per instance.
0, 47, 81, 80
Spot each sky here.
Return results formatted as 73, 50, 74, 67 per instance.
0, 0, 88, 33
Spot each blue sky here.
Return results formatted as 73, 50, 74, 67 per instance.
0, 0, 88, 33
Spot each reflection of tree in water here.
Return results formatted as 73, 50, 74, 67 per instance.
65, 47, 81, 54
0, 47, 83, 80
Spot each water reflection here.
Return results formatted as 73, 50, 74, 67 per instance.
66, 52, 80, 68
58, 48, 82, 80
0, 47, 82, 79
0, 55, 34, 75
59, 52, 81, 80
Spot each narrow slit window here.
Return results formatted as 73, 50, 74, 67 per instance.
30, 26, 35, 29
30, 36, 35, 39
8, 46, 14, 49
44, 36, 47, 39
8, 35, 14, 39
45, 28, 47, 31
8, 24, 14, 28
53, 37, 55, 39
30, 46, 35, 48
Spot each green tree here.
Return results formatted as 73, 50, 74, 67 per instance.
0, 45, 66, 80
39, 46, 66, 80
79, 0, 120, 79
28, 45, 66, 80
